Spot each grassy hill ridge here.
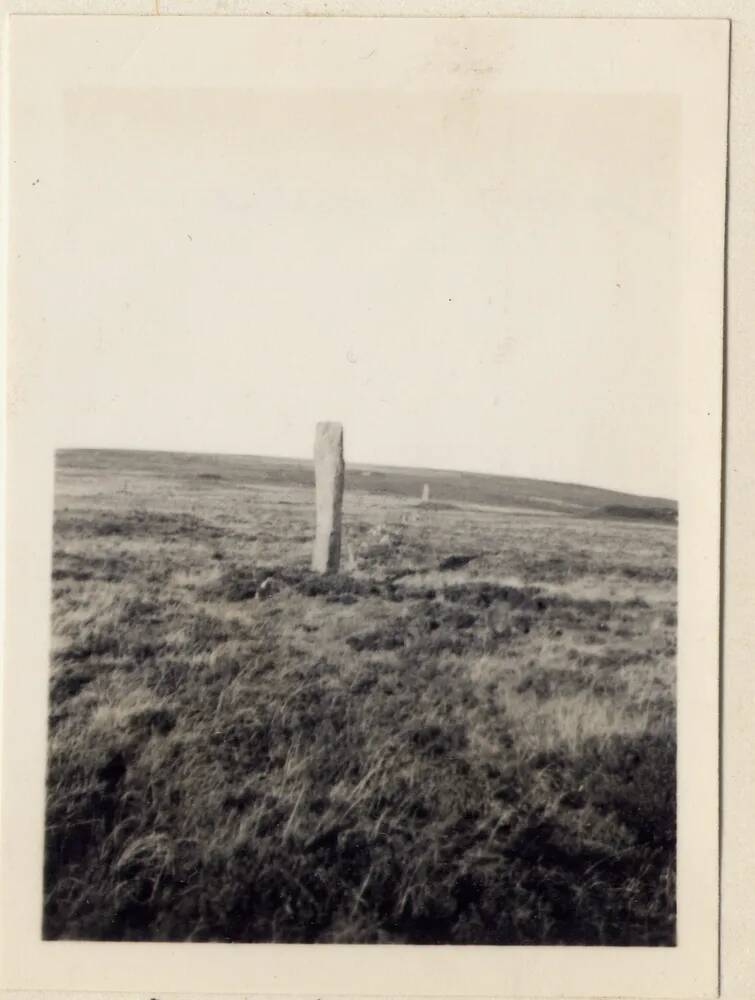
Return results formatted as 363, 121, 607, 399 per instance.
56, 448, 677, 518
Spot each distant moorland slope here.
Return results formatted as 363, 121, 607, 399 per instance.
57, 449, 677, 521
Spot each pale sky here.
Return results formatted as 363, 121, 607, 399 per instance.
49, 78, 680, 498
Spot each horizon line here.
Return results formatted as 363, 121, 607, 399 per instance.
55, 444, 678, 506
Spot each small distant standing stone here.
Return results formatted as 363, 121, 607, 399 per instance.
422, 483, 430, 502
312, 422, 345, 574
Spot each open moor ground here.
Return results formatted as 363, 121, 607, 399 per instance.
45, 449, 677, 945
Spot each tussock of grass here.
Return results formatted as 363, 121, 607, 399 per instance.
44, 457, 677, 944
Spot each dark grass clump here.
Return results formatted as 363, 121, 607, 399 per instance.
43, 633, 676, 943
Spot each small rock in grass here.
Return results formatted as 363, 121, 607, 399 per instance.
257, 577, 278, 600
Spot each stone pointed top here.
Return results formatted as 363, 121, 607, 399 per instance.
314, 422, 344, 458
315, 420, 343, 437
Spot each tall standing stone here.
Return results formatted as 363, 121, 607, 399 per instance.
312, 421, 345, 574
421, 483, 430, 503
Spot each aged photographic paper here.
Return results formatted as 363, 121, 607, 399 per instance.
1, 13, 729, 998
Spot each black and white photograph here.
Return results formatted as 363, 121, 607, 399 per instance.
1, 12, 729, 996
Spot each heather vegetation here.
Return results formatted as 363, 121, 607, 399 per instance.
44, 450, 676, 944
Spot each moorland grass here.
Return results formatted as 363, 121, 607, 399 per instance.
44, 455, 676, 944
